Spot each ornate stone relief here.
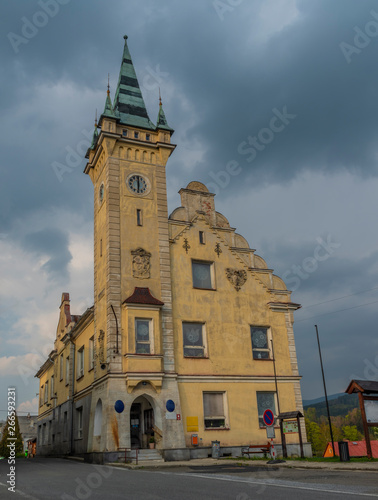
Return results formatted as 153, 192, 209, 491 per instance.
225, 268, 247, 292
97, 329, 105, 364
131, 248, 151, 279
183, 238, 191, 254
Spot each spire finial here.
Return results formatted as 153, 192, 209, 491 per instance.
95, 109, 98, 127
159, 87, 162, 107
107, 73, 110, 96
123, 34, 128, 41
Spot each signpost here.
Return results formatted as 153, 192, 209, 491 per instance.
263, 409, 276, 460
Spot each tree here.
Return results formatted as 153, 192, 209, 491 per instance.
0, 413, 23, 458
305, 417, 323, 456
342, 425, 363, 441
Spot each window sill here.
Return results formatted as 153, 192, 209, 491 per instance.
76, 375, 84, 381
253, 358, 274, 361
184, 356, 209, 359
88, 367, 94, 372
193, 287, 216, 291
204, 427, 230, 431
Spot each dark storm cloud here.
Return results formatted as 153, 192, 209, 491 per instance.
21, 228, 72, 281
2, 0, 378, 228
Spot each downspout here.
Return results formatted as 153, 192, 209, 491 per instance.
69, 335, 76, 455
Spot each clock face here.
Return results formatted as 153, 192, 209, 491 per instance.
127, 174, 148, 194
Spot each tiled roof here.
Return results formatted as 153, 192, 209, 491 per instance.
123, 287, 164, 306
324, 440, 378, 458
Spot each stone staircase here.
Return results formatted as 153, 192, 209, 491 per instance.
136, 448, 164, 463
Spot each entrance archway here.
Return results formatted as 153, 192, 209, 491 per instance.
130, 395, 155, 449
93, 399, 103, 451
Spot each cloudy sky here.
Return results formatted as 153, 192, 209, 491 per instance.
1, 0, 378, 417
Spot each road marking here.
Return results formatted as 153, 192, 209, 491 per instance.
142, 470, 378, 497
0, 482, 39, 499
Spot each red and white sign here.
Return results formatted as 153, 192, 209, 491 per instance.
176, 413, 181, 420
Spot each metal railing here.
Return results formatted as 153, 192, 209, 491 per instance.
118, 448, 138, 465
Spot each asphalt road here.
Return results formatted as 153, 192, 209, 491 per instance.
0, 458, 378, 500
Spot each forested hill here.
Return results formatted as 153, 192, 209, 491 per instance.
303, 393, 359, 418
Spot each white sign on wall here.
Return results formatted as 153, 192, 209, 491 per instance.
365, 400, 378, 424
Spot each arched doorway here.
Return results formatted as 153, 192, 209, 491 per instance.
130, 395, 155, 449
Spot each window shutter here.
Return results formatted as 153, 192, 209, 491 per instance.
204, 393, 224, 417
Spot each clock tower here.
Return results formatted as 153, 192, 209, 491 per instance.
84, 35, 186, 453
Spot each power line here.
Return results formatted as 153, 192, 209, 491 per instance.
296, 299, 378, 323
300, 286, 378, 310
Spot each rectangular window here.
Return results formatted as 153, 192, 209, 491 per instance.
136, 209, 143, 226
146, 133, 151, 141
199, 231, 205, 244
39, 386, 43, 407
65, 357, 70, 386
256, 392, 277, 427
42, 423, 46, 445
250, 327, 271, 359
183, 322, 206, 357
44, 381, 49, 403
63, 412, 68, 441
135, 319, 152, 354
100, 238, 103, 257
89, 337, 94, 371
203, 392, 227, 429
134, 131, 139, 139
77, 408, 83, 439
122, 129, 128, 137
50, 375, 54, 398
77, 347, 84, 378
59, 354, 64, 380
192, 261, 214, 289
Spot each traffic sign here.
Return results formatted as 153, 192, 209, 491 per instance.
263, 409, 275, 426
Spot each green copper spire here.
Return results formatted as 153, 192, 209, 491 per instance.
90, 112, 99, 149
156, 94, 174, 132
113, 35, 155, 130
102, 75, 116, 119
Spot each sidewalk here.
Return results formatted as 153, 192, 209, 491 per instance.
109, 457, 378, 472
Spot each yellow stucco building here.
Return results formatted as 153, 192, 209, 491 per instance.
36, 36, 310, 461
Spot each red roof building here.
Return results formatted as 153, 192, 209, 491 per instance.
324, 440, 378, 458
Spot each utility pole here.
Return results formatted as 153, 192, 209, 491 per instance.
314, 324, 335, 457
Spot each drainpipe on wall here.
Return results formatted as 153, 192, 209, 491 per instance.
69, 335, 76, 456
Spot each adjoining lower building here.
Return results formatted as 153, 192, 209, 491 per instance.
36, 35, 311, 462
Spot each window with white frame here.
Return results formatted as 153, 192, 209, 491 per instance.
65, 357, 70, 385
182, 322, 206, 357
89, 337, 94, 370
50, 375, 54, 398
203, 392, 228, 429
256, 391, 277, 427
76, 407, 83, 439
250, 327, 271, 359
59, 354, 63, 380
135, 319, 152, 354
192, 261, 214, 289
44, 381, 49, 403
77, 346, 84, 378
39, 387, 43, 407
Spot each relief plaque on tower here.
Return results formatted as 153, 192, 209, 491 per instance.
225, 268, 247, 292
131, 248, 151, 279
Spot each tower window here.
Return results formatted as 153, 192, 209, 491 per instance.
199, 231, 205, 244
99, 184, 104, 203
136, 209, 143, 226
134, 131, 139, 139
100, 239, 103, 257
146, 134, 150, 141
122, 129, 128, 137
